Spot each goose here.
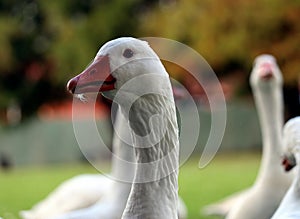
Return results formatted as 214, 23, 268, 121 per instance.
202, 54, 289, 216
201, 189, 248, 216
20, 94, 186, 219
52, 108, 186, 219
51, 108, 135, 219
20, 174, 111, 219
66, 37, 182, 219
271, 116, 300, 219
225, 54, 293, 219
203, 55, 294, 217
19, 107, 134, 219
19, 106, 185, 219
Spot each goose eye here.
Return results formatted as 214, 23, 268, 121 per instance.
123, 49, 134, 58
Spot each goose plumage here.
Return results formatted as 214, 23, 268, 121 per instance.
19, 108, 133, 219
21, 107, 186, 219
201, 189, 248, 216
271, 117, 300, 219
225, 54, 293, 219
66, 37, 182, 219
19, 175, 111, 219
52, 108, 135, 219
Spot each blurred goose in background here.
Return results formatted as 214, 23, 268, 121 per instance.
202, 55, 291, 218
66, 37, 182, 219
52, 108, 135, 219
19, 108, 134, 219
272, 117, 300, 219
20, 174, 111, 219
271, 116, 300, 219
203, 54, 289, 216
201, 189, 248, 216
224, 54, 294, 219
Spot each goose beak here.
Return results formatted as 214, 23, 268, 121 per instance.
282, 153, 297, 172
67, 55, 116, 94
259, 63, 273, 80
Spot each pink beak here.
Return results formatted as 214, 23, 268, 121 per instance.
67, 55, 116, 94
259, 63, 273, 80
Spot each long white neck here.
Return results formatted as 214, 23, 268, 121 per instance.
253, 83, 284, 181
121, 85, 179, 219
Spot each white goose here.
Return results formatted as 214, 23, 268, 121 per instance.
66, 37, 181, 219
202, 54, 287, 217
201, 189, 248, 216
19, 108, 134, 219
20, 174, 111, 219
52, 108, 135, 219
51, 106, 186, 219
20, 90, 186, 219
20, 107, 186, 219
225, 55, 293, 219
271, 116, 300, 219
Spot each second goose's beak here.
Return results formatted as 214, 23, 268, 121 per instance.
259, 63, 274, 80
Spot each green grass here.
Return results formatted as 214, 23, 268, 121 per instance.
179, 152, 260, 219
0, 152, 261, 219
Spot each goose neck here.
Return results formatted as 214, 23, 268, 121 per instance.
121, 91, 179, 219
252, 85, 286, 183
254, 86, 283, 154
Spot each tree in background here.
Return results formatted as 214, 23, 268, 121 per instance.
138, 0, 300, 83
0, 0, 57, 120
0, 0, 299, 122
137, 0, 300, 118
0, 0, 157, 122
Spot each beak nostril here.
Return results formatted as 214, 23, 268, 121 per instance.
89, 69, 97, 75
67, 77, 79, 94
66, 55, 112, 94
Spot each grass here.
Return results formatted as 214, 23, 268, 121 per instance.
0, 152, 261, 219
179, 152, 260, 219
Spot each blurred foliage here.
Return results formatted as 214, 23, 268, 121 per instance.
0, 0, 299, 121
0, 0, 157, 120
138, 0, 300, 82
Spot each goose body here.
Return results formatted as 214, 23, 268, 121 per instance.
226, 55, 293, 219
20, 108, 133, 219
20, 174, 111, 219
66, 37, 181, 219
201, 189, 248, 216
271, 117, 300, 219
20, 39, 187, 218
53, 108, 134, 219
21, 108, 185, 219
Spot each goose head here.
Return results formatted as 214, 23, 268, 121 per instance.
281, 117, 300, 171
250, 54, 283, 88
67, 37, 169, 99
